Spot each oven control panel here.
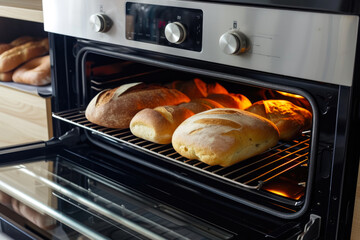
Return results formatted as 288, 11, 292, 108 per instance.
43, 0, 358, 87
125, 2, 203, 52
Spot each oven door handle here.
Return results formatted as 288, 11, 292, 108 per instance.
297, 214, 321, 240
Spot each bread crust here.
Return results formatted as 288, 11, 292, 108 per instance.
86, 83, 190, 129
0, 38, 49, 73
172, 108, 280, 167
246, 100, 312, 140
130, 106, 195, 144
10, 36, 36, 47
0, 70, 13, 82
207, 93, 252, 109
0, 44, 12, 55
130, 98, 224, 144
13, 55, 50, 85
207, 82, 229, 95
167, 78, 208, 99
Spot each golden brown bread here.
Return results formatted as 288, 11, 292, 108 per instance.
165, 78, 230, 99
207, 93, 252, 109
86, 82, 191, 129
206, 82, 229, 95
179, 98, 223, 112
130, 106, 194, 144
172, 108, 280, 167
13, 55, 51, 86
10, 36, 36, 47
0, 71, 13, 82
0, 36, 38, 58
0, 44, 12, 55
246, 100, 312, 141
0, 38, 49, 73
166, 78, 208, 99
130, 98, 224, 144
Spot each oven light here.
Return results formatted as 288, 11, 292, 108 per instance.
266, 189, 291, 198
266, 188, 303, 200
276, 91, 304, 99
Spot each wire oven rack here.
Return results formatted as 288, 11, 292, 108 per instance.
53, 109, 310, 192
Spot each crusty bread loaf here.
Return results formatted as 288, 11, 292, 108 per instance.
207, 93, 252, 109
172, 108, 279, 167
10, 36, 36, 46
0, 38, 49, 73
86, 82, 190, 129
13, 55, 51, 86
18, 202, 56, 229
166, 78, 208, 99
179, 98, 223, 113
0, 44, 12, 55
0, 36, 38, 58
246, 100, 312, 141
130, 106, 194, 144
165, 78, 230, 99
130, 98, 224, 144
207, 82, 229, 95
0, 71, 13, 82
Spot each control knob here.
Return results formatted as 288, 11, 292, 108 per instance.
219, 31, 249, 55
165, 22, 187, 44
90, 14, 113, 33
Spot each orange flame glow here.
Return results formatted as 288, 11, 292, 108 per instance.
276, 91, 304, 99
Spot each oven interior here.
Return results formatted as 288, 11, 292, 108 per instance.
52, 45, 319, 218
0, 35, 345, 239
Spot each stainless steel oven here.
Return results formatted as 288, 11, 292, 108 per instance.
0, 0, 359, 239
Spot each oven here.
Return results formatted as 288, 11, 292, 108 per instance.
0, 0, 359, 239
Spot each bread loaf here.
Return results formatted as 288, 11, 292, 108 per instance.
0, 44, 12, 55
130, 98, 224, 144
0, 36, 38, 58
172, 108, 280, 167
206, 82, 229, 95
10, 36, 36, 47
130, 106, 194, 144
0, 71, 13, 82
166, 78, 229, 99
207, 93, 252, 109
166, 78, 208, 99
246, 100, 312, 140
13, 55, 51, 86
0, 38, 49, 73
179, 98, 223, 112
85, 82, 190, 129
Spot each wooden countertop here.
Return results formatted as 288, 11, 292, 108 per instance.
0, 0, 43, 23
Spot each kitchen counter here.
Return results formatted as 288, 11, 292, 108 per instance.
0, 0, 52, 147
0, 0, 42, 23
0, 84, 52, 147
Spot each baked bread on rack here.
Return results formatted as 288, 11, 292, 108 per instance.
172, 108, 280, 167
130, 98, 224, 144
85, 82, 190, 129
246, 100, 312, 140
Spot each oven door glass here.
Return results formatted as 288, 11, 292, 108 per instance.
0, 147, 235, 240
0, 142, 309, 239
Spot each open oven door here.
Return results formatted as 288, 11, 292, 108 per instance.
0, 131, 318, 240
